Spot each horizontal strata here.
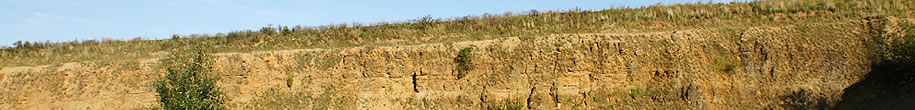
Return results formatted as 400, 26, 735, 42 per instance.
0, 19, 886, 109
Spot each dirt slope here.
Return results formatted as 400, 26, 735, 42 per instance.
0, 18, 901, 109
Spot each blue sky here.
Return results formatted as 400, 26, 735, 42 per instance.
0, 0, 742, 46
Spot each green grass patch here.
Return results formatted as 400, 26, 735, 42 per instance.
630, 89, 645, 99
714, 56, 737, 74
319, 55, 340, 70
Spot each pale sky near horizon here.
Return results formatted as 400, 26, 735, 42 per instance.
0, 0, 743, 46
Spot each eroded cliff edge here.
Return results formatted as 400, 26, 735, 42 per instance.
2, 17, 912, 109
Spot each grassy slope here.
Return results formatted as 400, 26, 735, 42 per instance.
1, 0, 912, 67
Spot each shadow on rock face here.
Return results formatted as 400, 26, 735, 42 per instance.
836, 31, 915, 109
835, 59, 915, 110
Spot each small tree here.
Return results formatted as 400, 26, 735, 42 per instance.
260, 26, 277, 36
154, 49, 224, 110
280, 25, 294, 35
12, 41, 23, 49
454, 47, 474, 79
417, 15, 435, 31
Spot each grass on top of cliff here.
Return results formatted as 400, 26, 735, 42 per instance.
1, 0, 913, 67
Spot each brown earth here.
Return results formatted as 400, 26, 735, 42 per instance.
0, 17, 909, 109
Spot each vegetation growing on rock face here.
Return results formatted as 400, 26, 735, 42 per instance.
454, 47, 474, 79
714, 56, 737, 74
154, 49, 224, 110
286, 73, 294, 88
630, 89, 644, 99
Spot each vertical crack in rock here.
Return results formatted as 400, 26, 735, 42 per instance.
588, 73, 594, 108
581, 92, 587, 108
550, 82, 559, 108
555, 48, 561, 75
527, 87, 535, 109
681, 83, 692, 102
412, 72, 418, 92
618, 43, 624, 55
480, 85, 487, 108
769, 67, 776, 80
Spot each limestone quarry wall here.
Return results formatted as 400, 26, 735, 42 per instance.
0, 19, 883, 109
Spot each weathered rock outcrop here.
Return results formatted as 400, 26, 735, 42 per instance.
2, 18, 908, 109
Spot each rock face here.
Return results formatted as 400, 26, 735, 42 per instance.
0, 19, 902, 109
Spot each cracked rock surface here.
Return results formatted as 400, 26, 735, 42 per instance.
0, 18, 906, 109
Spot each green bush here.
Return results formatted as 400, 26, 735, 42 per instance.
630, 89, 644, 99
454, 47, 474, 79
154, 50, 224, 110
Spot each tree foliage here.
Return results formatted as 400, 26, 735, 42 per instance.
154, 49, 224, 110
